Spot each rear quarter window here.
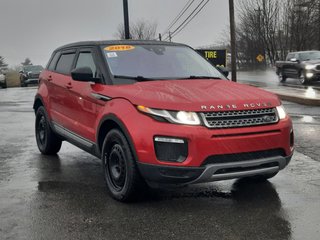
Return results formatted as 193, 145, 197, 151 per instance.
47, 52, 60, 71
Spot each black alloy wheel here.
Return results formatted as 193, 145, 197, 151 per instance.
102, 129, 146, 202
35, 106, 62, 155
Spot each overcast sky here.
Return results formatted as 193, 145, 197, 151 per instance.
0, 0, 229, 66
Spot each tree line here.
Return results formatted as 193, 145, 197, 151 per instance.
236, 0, 320, 69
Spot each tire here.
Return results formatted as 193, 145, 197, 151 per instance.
35, 106, 62, 155
278, 70, 286, 82
102, 129, 146, 202
299, 71, 308, 85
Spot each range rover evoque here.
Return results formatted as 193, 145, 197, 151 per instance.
34, 40, 294, 201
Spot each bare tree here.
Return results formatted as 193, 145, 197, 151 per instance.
0, 56, 8, 68
115, 19, 158, 40
236, 0, 320, 69
21, 58, 32, 66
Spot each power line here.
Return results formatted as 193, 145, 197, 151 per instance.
162, 0, 195, 35
171, 0, 209, 39
164, 0, 209, 41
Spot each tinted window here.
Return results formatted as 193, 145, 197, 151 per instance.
75, 52, 97, 77
47, 52, 60, 71
55, 53, 76, 75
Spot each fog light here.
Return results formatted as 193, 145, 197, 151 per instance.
154, 137, 184, 144
306, 72, 314, 78
290, 129, 294, 148
154, 136, 188, 162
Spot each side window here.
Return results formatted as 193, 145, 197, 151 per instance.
47, 52, 60, 71
55, 53, 76, 75
75, 52, 97, 77
286, 53, 294, 61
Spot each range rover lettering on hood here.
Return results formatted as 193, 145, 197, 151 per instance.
201, 102, 272, 110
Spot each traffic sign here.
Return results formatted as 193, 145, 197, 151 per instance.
256, 54, 264, 62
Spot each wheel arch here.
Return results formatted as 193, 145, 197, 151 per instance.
97, 114, 139, 162
33, 95, 44, 113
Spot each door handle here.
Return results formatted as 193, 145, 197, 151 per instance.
65, 82, 72, 89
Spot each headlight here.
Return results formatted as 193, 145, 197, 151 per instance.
137, 105, 201, 125
305, 65, 315, 70
276, 105, 287, 120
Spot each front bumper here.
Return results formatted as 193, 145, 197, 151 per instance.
23, 78, 39, 85
138, 154, 292, 185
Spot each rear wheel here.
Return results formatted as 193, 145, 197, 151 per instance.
278, 71, 287, 82
102, 129, 146, 202
35, 106, 62, 155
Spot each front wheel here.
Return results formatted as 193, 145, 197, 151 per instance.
35, 106, 62, 155
299, 71, 308, 85
102, 129, 146, 202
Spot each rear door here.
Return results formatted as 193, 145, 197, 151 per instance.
283, 53, 297, 77
48, 50, 77, 129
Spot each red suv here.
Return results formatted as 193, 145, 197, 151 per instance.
34, 41, 294, 201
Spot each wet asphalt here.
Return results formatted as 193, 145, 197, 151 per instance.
0, 85, 320, 240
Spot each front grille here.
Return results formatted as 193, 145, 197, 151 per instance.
202, 149, 286, 166
28, 73, 40, 79
200, 108, 278, 128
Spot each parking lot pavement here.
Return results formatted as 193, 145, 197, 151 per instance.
1, 87, 320, 240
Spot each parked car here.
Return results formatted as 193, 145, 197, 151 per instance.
19, 65, 43, 87
0, 70, 6, 88
34, 40, 294, 202
275, 51, 320, 85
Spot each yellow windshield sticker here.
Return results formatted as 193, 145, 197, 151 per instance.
104, 45, 135, 51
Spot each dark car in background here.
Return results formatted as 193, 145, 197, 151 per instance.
275, 51, 320, 85
19, 65, 43, 87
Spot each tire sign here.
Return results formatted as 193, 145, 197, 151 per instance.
196, 49, 227, 67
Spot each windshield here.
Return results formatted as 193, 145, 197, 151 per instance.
299, 51, 320, 61
102, 44, 225, 81
23, 65, 43, 72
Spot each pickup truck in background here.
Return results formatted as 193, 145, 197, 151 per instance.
275, 51, 320, 85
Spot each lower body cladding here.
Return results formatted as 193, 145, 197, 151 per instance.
138, 154, 292, 185
134, 123, 294, 186
22, 78, 39, 86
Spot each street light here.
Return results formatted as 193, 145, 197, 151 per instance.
229, 0, 237, 82
123, 0, 130, 39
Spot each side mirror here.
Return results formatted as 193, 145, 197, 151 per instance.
216, 66, 229, 78
290, 58, 299, 63
71, 67, 93, 81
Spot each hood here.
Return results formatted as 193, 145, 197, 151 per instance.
99, 80, 280, 112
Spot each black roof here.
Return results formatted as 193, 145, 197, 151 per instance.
54, 40, 188, 52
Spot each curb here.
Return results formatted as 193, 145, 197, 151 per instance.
273, 92, 320, 106
243, 83, 320, 106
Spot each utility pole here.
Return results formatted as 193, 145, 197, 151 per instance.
159, 33, 162, 41
123, 0, 130, 39
169, 31, 172, 42
229, 0, 237, 82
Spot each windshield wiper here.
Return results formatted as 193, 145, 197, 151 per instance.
113, 75, 155, 82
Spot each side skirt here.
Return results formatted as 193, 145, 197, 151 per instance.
52, 122, 101, 158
